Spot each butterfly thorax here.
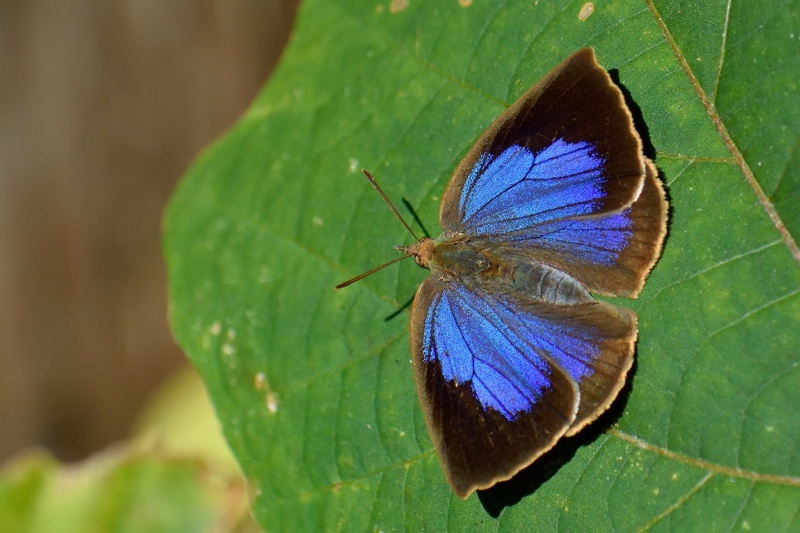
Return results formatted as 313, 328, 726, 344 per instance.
402, 236, 595, 306
401, 236, 490, 277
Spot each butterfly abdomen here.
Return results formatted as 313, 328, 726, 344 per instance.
424, 236, 596, 307
500, 260, 595, 305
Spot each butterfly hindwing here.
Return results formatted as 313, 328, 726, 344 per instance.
410, 277, 637, 497
510, 159, 668, 298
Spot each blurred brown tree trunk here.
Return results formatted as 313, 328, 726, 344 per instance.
0, 0, 299, 461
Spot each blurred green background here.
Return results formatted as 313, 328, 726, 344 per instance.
0, 1, 297, 530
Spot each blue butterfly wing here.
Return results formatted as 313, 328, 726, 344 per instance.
468, 158, 666, 297
409, 277, 636, 497
405, 48, 667, 498
439, 48, 667, 297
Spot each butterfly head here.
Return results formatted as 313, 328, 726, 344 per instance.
397, 237, 434, 268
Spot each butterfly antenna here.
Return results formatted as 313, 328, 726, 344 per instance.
335, 253, 413, 289
335, 169, 421, 290
361, 169, 420, 241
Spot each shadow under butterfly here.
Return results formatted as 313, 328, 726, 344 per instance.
337, 48, 668, 500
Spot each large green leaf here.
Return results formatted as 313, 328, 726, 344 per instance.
164, 0, 800, 530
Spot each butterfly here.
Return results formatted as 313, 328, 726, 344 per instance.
337, 48, 668, 499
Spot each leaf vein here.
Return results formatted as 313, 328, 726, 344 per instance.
729, 473, 756, 532
612, 429, 800, 486
711, 0, 733, 104
644, 0, 800, 262
636, 471, 714, 532
558, 435, 610, 529
637, 239, 783, 316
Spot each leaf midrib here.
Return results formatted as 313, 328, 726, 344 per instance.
644, 0, 800, 262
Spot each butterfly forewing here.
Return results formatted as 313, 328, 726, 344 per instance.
440, 48, 646, 235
